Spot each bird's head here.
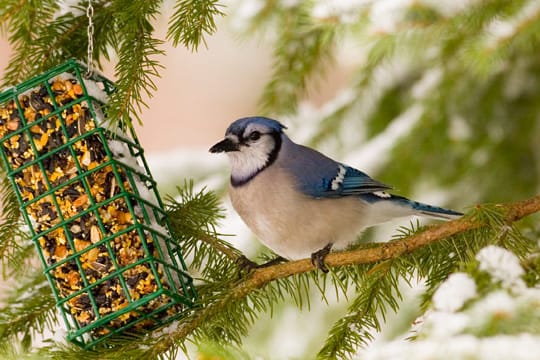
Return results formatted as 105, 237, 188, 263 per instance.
210, 116, 287, 186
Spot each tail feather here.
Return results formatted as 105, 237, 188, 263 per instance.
361, 193, 463, 221
415, 206, 463, 220
397, 196, 462, 220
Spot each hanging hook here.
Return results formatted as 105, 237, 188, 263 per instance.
86, 0, 95, 77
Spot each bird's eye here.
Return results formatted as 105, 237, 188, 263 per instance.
249, 131, 261, 141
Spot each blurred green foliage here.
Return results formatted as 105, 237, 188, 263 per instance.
245, 0, 540, 206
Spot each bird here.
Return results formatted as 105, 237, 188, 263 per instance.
210, 116, 462, 272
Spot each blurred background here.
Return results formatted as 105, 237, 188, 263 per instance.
0, 3, 356, 357
2, 10, 271, 150
2, 0, 540, 358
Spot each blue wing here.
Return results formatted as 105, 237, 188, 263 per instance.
280, 141, 392, 198
277, 137, 462, 219
327, 166, 392, 197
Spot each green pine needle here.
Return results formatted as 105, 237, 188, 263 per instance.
167, 0, 225, 51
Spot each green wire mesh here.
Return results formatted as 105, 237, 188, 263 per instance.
0, 59, 197, 348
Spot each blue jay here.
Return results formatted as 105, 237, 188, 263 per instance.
210, 116, 462, 271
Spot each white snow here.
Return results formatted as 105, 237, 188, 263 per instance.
53, 71, 76, 82
231, 0, 266, 30
487, 19, 516, 40
108, 139, 143, 172
448, 115, 472, 141
54, 0, 85, 19
237, 0, 265, 19
287, 88, 357, 145
312, 0, 368, 24
471, 148, 489, 166
82, 78, 109, 103
421, 311, 470, 339
361, 334, 540, 360
281, 0, 301, 8
470, 290, 516, 320
476, 245, 525, 289
343, 104, 423, 174
432, 272, 477, 312
411, 68, 442, 100
1, 85, 15, 94
369, 0, 412, 33
485, 1, 540, 46
360, 245, 540, 360
421, 0, 472, 16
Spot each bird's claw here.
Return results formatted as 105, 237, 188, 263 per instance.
311, 243, 333, 273
236, 255, 288, 277
236, 255, 258, 275
258, 256, 287, 268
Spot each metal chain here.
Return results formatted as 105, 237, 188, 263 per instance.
86, 0, 95, 77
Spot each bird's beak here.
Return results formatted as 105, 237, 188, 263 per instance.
209, 138, 239, 153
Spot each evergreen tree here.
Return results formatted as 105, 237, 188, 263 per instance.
1, 0, 540, 359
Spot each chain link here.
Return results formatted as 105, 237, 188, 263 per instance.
86, 0, 95, 77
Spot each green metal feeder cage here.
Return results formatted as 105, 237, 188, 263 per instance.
0, 60, 197, 348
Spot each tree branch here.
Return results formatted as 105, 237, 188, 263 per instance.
246, 195, 540, 286
163, 194, 540, 350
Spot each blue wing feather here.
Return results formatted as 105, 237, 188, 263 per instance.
276, 135, 462, 219
280, 139, 391, 198
337, 167, 392, 195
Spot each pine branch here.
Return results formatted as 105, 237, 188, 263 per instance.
0, 273, 57, 351
260, 4, 335, 115
197, 340, 251, 360
32, 1, 119, 73
318, 263, 402, 359
192, 196, 532, 286
167, 0, 225, 50
0, 172, 33, 278
0, 0, 58, 86
107, 0, 164, 127
166, 181, 242, 282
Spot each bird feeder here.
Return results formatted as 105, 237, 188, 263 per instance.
0, 60, 197, 348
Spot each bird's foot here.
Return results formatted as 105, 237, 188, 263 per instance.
258, 256, 288, 268
311, 243, 333, 273
236, 255, 288, 276
236, 255, 259, 275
